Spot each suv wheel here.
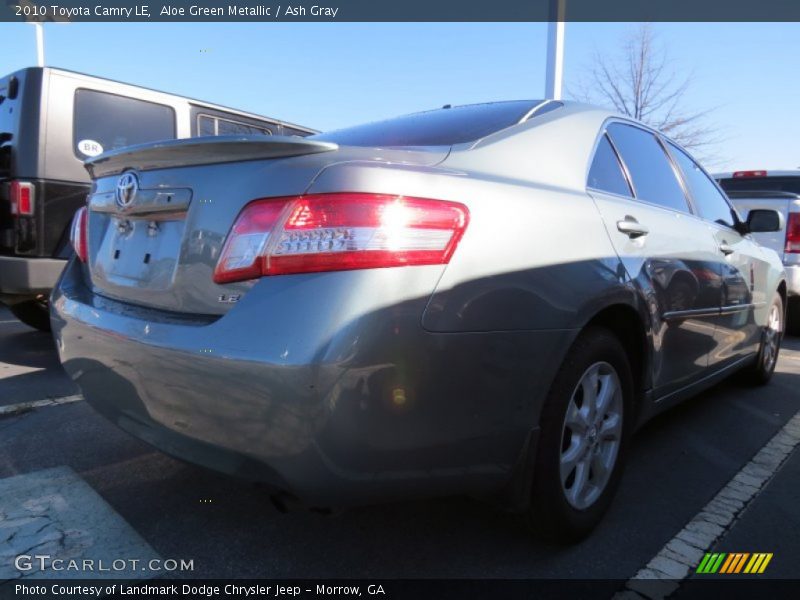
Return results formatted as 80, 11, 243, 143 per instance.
527, 327, 633, 542
10, 299, 51, 332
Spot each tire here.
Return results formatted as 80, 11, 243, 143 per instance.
9, 299, 52, 332
739, 291, 783, 386
527, 327, 633, 543
786, 297, 800, 336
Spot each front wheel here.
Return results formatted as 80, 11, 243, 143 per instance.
527, 327, 633, 543
9, 299, 52, 332
740, 291, 783, 386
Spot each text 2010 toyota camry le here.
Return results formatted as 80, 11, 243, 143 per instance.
52, 101, 786, 540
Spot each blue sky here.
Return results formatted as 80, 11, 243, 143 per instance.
1, 22, 798, 171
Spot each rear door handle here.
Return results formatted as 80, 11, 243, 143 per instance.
719, 243, 734, 256
617, 218, 649, 239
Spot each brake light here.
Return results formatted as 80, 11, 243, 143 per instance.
70, 206, 88, 262
9, 181, 34, 216
733, 170, 767, 178
786, 213, 800, 254
214, 193, 469, 284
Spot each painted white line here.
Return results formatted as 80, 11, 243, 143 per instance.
618, 410, 800, 599
0, 394, 83, 416
0, 466, 161, 580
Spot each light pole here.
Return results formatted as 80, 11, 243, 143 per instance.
32, 22, 44, 66
545, 0, 566, 100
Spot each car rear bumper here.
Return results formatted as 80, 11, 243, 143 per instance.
51, 258, 573, 506
0, 255, 66, 297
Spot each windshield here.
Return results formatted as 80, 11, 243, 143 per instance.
313, 100, 550, 147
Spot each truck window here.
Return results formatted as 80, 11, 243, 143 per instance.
73, 89, 175, 158
718, 176, 800, 196
197, 114, 273, 137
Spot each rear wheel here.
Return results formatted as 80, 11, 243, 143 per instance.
740, 291, 783, 385
527, 328, 633, 542
9, 299, 51, 332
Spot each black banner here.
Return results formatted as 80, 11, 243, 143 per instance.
5, 0, 800, 22
2, 579, 800, 600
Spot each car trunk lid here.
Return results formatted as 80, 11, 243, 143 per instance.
84, 136, 449, 315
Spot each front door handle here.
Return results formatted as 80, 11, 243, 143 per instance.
617, 218, 649, 239
719, 243, 734, 256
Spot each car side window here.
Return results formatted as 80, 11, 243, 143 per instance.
587, 134, 633, 198
606, 123, 690, 213
667, 142, 737, 228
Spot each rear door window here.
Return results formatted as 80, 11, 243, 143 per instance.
587, 134, 633, 198
607, 123, 690, 213
667, 142, 737, 228
73, 89, 175, 158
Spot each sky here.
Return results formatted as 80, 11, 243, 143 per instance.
1, 21, 798, 172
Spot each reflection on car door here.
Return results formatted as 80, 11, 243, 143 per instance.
664, 141, 764, 366
587, 123, 723, 397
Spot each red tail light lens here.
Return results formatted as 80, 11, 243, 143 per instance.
10, 181, 34, 216
732, 170, 767, 178
214, 193, 469, 284
70, 206, 88, 262
786, 213, 800, 254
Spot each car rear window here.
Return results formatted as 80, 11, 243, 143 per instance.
312, 100, 549, 147
606, 123, 690, 213
718, 176, 800, 195
73, 89, 175, 158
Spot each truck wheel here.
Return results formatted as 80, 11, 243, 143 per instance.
786, 297, 800, 336
527, 327, 633, 542
740, 292, 783, 386
10, 300, 52, 332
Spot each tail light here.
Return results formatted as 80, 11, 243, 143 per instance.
732, 170, 767, 178
9, 181, 34, 216
786, 213, 800, 254
214, 193, 469, 284
70, 206, 88, 262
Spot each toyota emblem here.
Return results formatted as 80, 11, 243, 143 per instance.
116, 172, 139, 209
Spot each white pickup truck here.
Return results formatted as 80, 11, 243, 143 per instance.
716, 170, 800, 333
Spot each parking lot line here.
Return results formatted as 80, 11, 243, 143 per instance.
0, 466, 161, 580
618, 409, 800, 598
0, 394, 83, 417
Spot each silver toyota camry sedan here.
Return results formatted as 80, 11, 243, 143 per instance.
52, 101, 786, 541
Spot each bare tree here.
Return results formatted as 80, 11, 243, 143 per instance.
569, 25, 719, 156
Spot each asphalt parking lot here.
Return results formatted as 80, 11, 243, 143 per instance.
0, 304, 798, 589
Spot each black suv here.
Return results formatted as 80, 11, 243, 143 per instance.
0, 66, 315, 330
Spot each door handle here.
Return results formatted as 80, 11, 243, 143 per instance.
616, 218, 649, 239
719, 243, 734, 256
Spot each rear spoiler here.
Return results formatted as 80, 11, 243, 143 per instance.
85, 135, 338, 179
725, 190, 800, 200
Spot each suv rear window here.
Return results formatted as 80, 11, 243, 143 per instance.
312, 100, 549, 147
73, 89, 175, 158
718, 176, 800, 195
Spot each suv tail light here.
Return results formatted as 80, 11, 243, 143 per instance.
9, 181, 34, 216
70, 206, 88, 262
732, 170, 767, 178
786, 213, 800, 254
214, 193, 469, 284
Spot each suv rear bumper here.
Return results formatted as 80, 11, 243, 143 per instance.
0, 255, 66, 296
785, 264, 800, 296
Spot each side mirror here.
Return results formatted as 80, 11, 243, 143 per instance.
746, 209, 784, 233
